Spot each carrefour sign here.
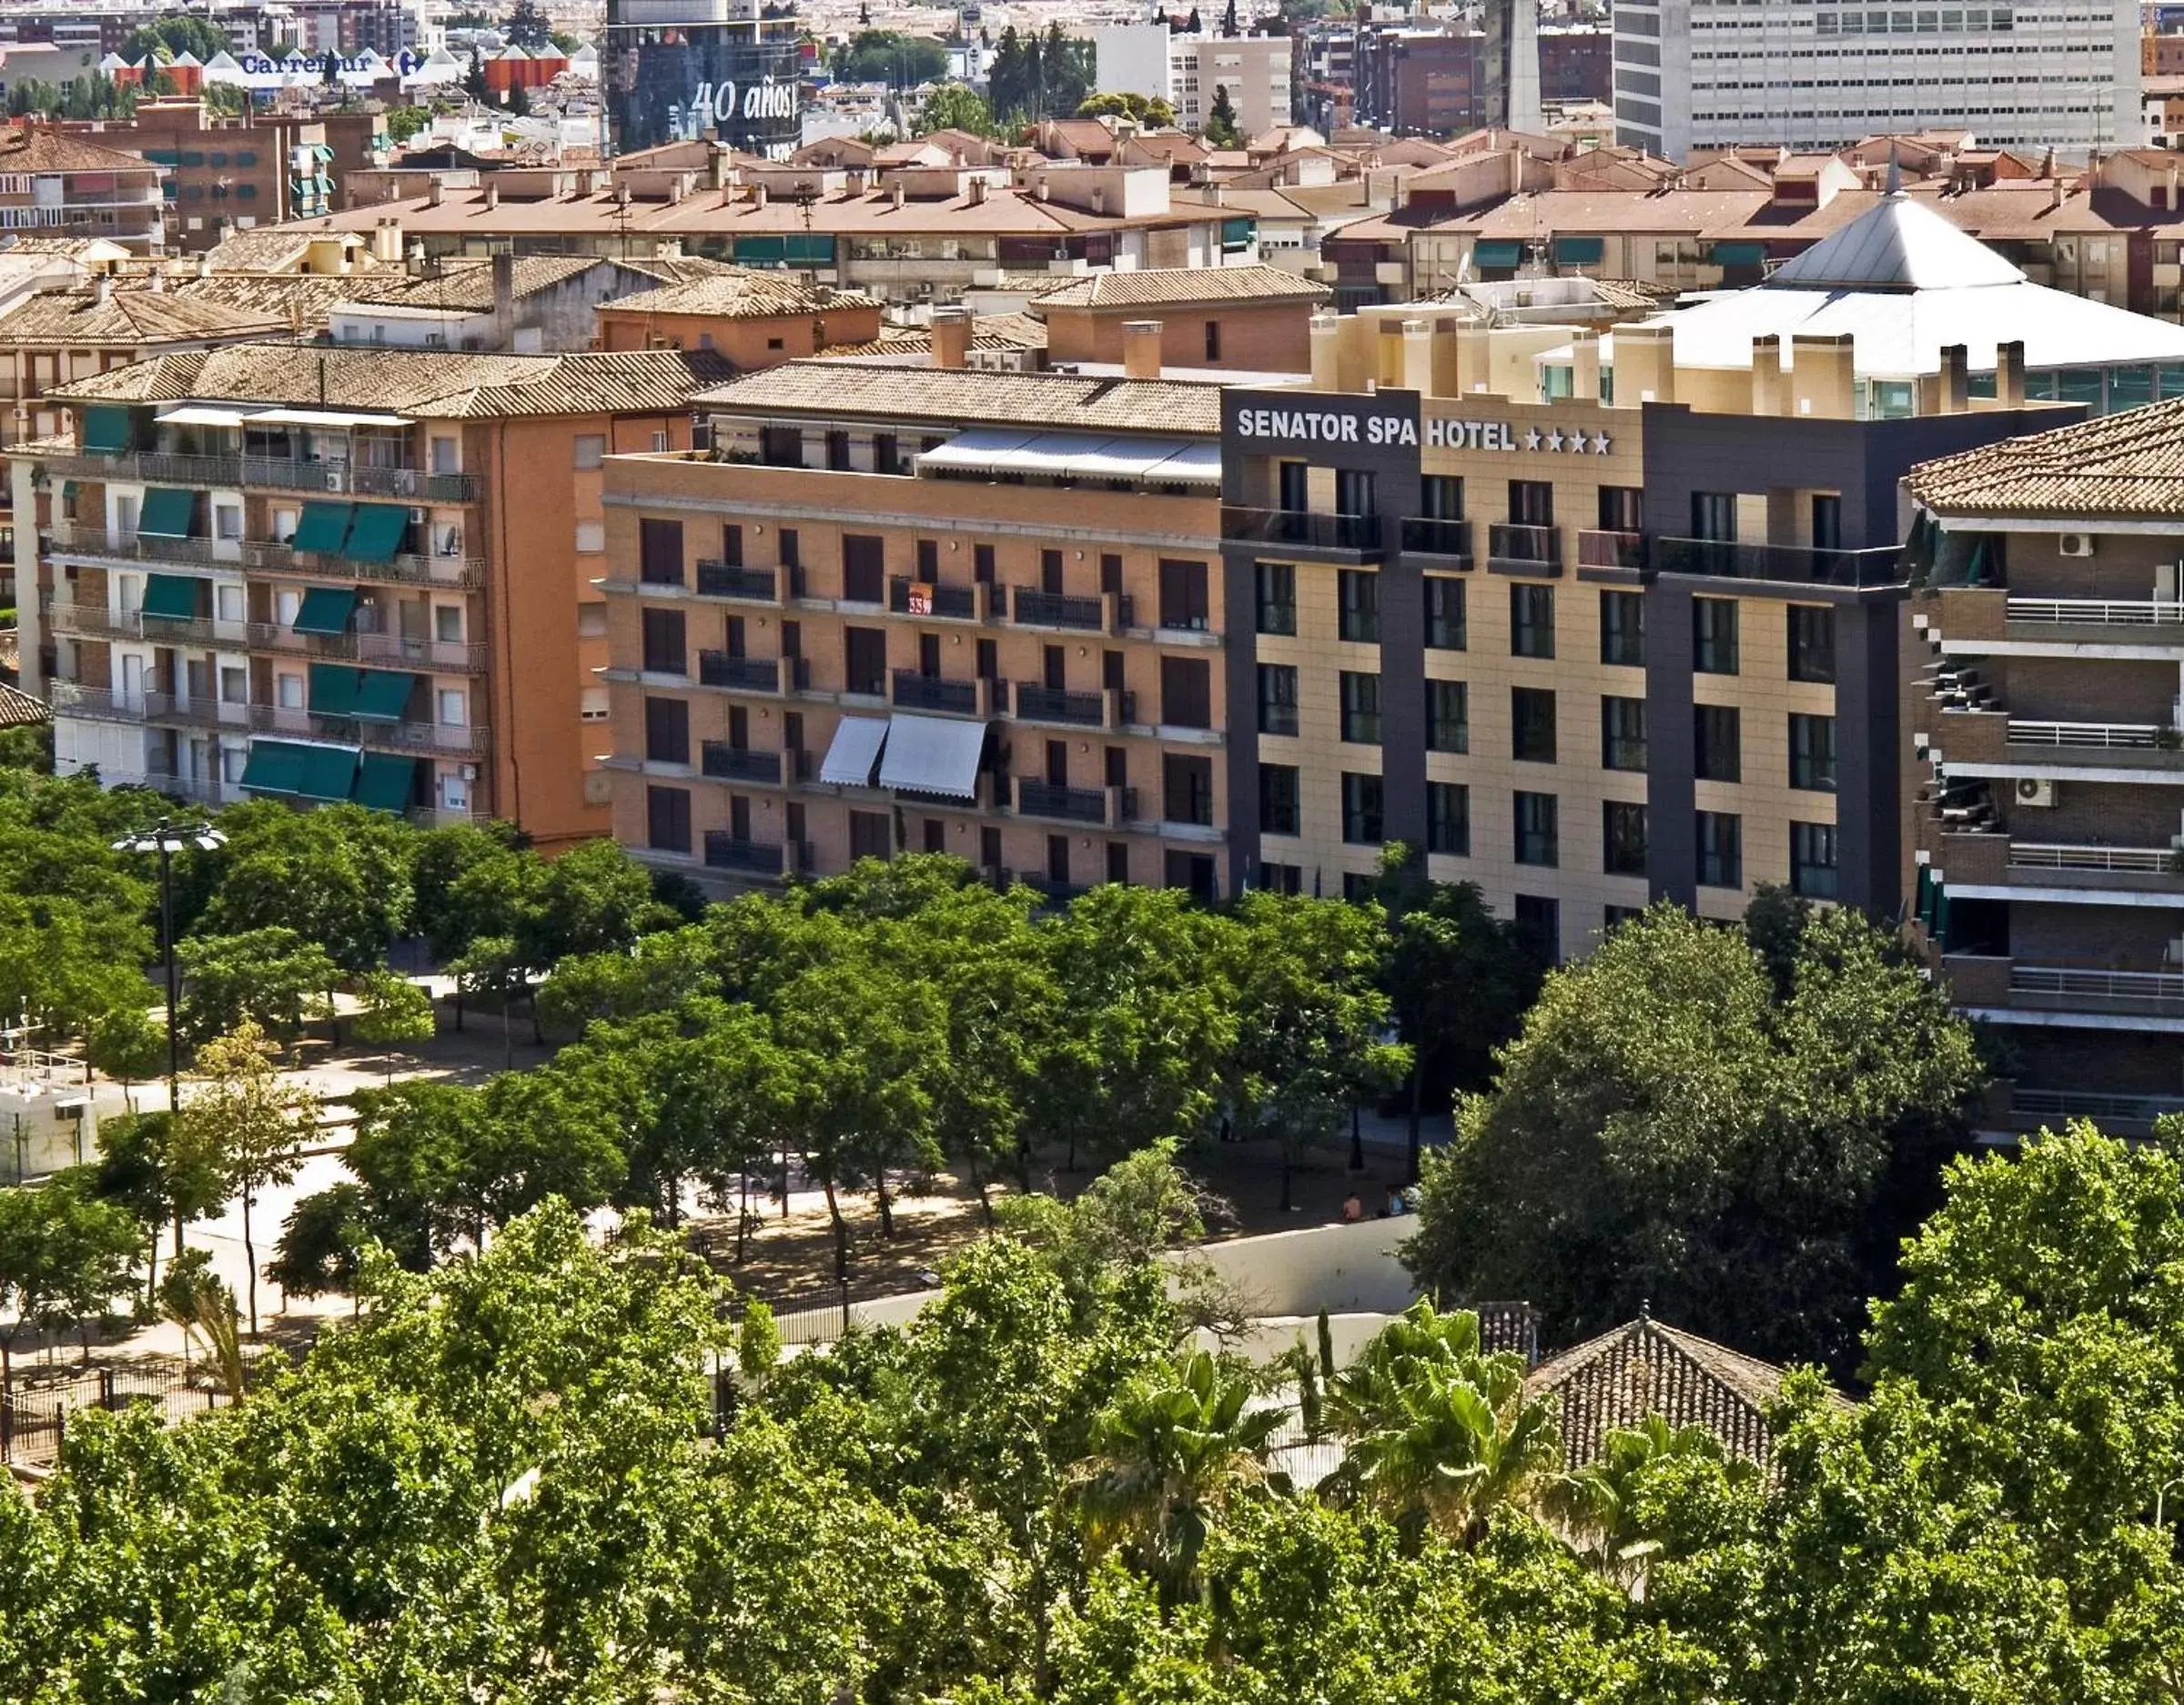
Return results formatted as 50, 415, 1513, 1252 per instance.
236, 50, 428, 75
688, 77, 798, 125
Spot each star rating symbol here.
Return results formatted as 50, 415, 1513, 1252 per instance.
1591, 431, 1612, 455
1544, 429, 1563, 452
1523, 427, 1542, 451
1566, 428, 1588, 454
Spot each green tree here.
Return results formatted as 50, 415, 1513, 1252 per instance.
830, 29, 952, 86
1077, 90, 1177, 125
385, 104, 431, 142
123, 17, 231, 63
187, 1021, 321, 1336
0, 1171, 143, 1361
1542, 1414, 1758, 1592
0, 889, 157, 1040
195, 800, 416, 974
920, 81, 997, 136
176, 926, 339, 1044
85, 1000, 165, 1114
502, 0, 553, 48
465, 45, 489, 101
349, 969, 435, 1082
1405, 902, 1983, 1367
93, 1108, 226, 1298
1204, 80, 1241, 145
157, 1246, 244, 1397
517, 837, 673, 967
267, 1181, 371, 1306
345, 1078, 497, 1262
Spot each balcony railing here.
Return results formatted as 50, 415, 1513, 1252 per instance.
1016, 781, 1136, 826
46, 598, 488, 671
46, 523, 486, 590
1012, 586, 1111, 631
135, 772, 232, 807
1576, 528, 1644, 571
701, 742, 785, 784
703, 832, 785, 877
888, 576, 982, 620
697, 652, 783, 692
892, 670, 978, 715
2009, 1086, 2184, 1126
1220, 506, 1382, 555
2007, 720, 2169, 750
1016, 683, 1126, 729
1399, 517, 1472, 563
2011, 963, 2184, 1015
694, 561, 779, 601
2008, 842, 2179, 873
35, 447, 479, 504
48, 681, 490, 755
1650, 536, 1906, 588
1487, 523, 1562, 573
2006, 597, 2184, 627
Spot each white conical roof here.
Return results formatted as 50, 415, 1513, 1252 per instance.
1766, 192, 2024, 292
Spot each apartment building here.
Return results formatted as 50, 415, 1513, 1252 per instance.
1904, 405, 2184, 1136
600, 348, 1236, 899
0, 127, 166, 252
1612, 0, 2138, 160
1029, 266, 1330, 373
16, 344, 721, 844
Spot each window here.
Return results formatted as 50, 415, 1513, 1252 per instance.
780, 529, 800, 570
646, 785, 692, 853
844, 627, 887, 696
1602, 696, 1648, 772
1159, 559, 1210, 631
1427, 781, 1469, 855
849, 810, 892, 859
575, 520, 605, 554
1335, 469, 1376, 516
1511, 583, 1555, 658
1791, 821, 1839, 898
842, 535, 885, 603
1107, 841, 1128, 884
1255, 561, 1297, 634
217, 664, 246, 704
1512, 894, 1561, 964
1258, 662, 1299, 735
1260, 862, 1302, 894
1341, 772, 1384, 844
1603, 801, 1648, 875
915, 538, 939, 581
1789, 713, 1837, 792
1161, 656, 1212, 729
639, 518, 682, 586
1691, 490, 1737, 540
1598, 486, 1643, 532
1788, 604, 1836, 682
1426, 679, 1468, 752
1508, 479, 1554, 527
1694, 597, 1739, 673
1421, 474, 1464, 520
438, 690, 467, 727
974, 543, 996, 584
431, 438, 460, 475
1259, 762, 1300, 834
1338, 570, 1380, 642
1425, 576, 1466, 650
1340, 671, 1382, 743
435, 605, 464, 643
641, 607, 686, 674
215, 582, 244, 622
573, 434, 606, 469
1040, 550, 1064, 594
874, 433, 902, 476
1512, 687, 1557, 763
1204, 320, 1221, 361
761, 426, 804, 467
720, 525, 744, 568
644, 695, 690, 763
215, 503, 241, 541
1697, 811, 1743, 889
278, 671, 304, 709
1164, 753, 1215, 825
1695, 704, 1741, 783
1515, 791, 1559, 866
1046, 833, 1070, 885
1600, 590, 1645, 666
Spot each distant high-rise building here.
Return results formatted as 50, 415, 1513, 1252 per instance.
1483, 0, 1543, 133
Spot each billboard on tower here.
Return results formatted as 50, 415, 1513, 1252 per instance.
602, 0, 804, 156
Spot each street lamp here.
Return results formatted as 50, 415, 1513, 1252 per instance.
110, 818, 227, 1113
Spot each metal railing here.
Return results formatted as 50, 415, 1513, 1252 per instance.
694, 561, 779, 600
36, 447, 479, 504
49, 683, 490, 756
2, 1366, 220, 1468
2007, 720, 2169, 750
1016, 781, 1134, 825
697, 652, 782, 692
1220, 506, 1382, 553
2010, 1087, 2184, 1126
1576, 528, 1644, 570
1399, 516, 1471, 561
2008, 842, 2178, 873
1011, 586, 1108, 631
136, 772, 231, 807
2006, 597, 2184, 627
892, 671, 978, 715
1015, 683, 1119, 728
701, 742, 785, 784
888, 576, 981, 620
46, 598, 486, 671
703, 832, 784, 876
2011, 963, 2184, 1014
1650, 536, 1905, 588
46, 523, 486, 590
1487, 522, 1561, 572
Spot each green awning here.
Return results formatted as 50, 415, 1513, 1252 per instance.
308, 662, 359, 717
783, 234, 833, 264
351, 752, 417, 813
1711, 241, 1766, 267
139, 573, 200, 621
136, 487, 196, 539
1472, 239, 1524, 268
292, 500, 354, 554
733, 234, 785, 262
297, 744, 360, 802
341, 503, 411, 565
80, 404, 133, 456
239, 739, 310, 795
349, 669, 417, 723
1553, 236, 1604, 264
291, 585, 359, 635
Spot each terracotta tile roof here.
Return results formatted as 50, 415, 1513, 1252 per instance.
47, 343, 727, 419
0, 681, 48, 727
0, 288, 292, 347
1030, 263, 1330, 310
693, 358, 1226, 433
590, 267, 877, 320
199, 228, 367, 271
340, 254, 605, 309
173, 274, 378, 324
0, 127, 161, 176
1527, 1313, 1841, 1470
819, 311, 1049, 359
1906, 397, 2184, 517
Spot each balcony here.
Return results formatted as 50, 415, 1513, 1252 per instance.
2007, 720, 2171, 751
888, 576, 984, 620
697, 652, 783, 692
703, 832, 785, 877
2009, 842, 2178, 874
1399, 516, 1472, 565
1576, 529, 1644, 572
1016, 683, 1130, 729
1016, 780, 1137, 827
1650, 536, 1905, 589
46, 597, 488, 671
1012, 585, 1122, 632
35, 447, 478, 505
46, 681, 489, 754
2011, 963, 2184, 1018
701, 742, 785, 784
2007, 1086, 2184, 1136
2006, 597, 2184, 630
46, 522, 486, 590
1220, 506, 1383, 560
1486, 523, 1562, 576
892, 670, 979, 715
135, 772, 232, 808
695, 561, 779, 601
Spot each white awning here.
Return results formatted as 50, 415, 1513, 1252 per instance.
1146, 442, 1223, 485
877, 712, 986, 800
156, 405, 254, 429
243, 408, 415, 429
817, 714, 888, 787
916, 428, 1218, 485
914, 428, 1039, 476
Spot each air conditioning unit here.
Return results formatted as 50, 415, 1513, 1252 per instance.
460, 763, 479, 781
324, 469, 344, 490
2017, 777, 2057, 807
2058, 533, 2096, 558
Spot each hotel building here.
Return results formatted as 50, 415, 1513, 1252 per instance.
17, 344, 720, 844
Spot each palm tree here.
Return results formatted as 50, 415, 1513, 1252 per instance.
1074, 1348, 1287, 1602
1321, 1299, 1563, 1547
1542, 1415, 1757, 1595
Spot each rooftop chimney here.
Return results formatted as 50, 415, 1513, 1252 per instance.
1996, 338, 2026, 406
753, 184, 768, 207
892, 180, 905, 208
428, 177, 445, 207
932, 305, 972, 368
484, 180, 500, 210
492, 250, 515, 333
969, 176, 987, 205
1938, 342, 1968, 413
1122, 318, 1163, 379
1090, 184, 1106, 214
